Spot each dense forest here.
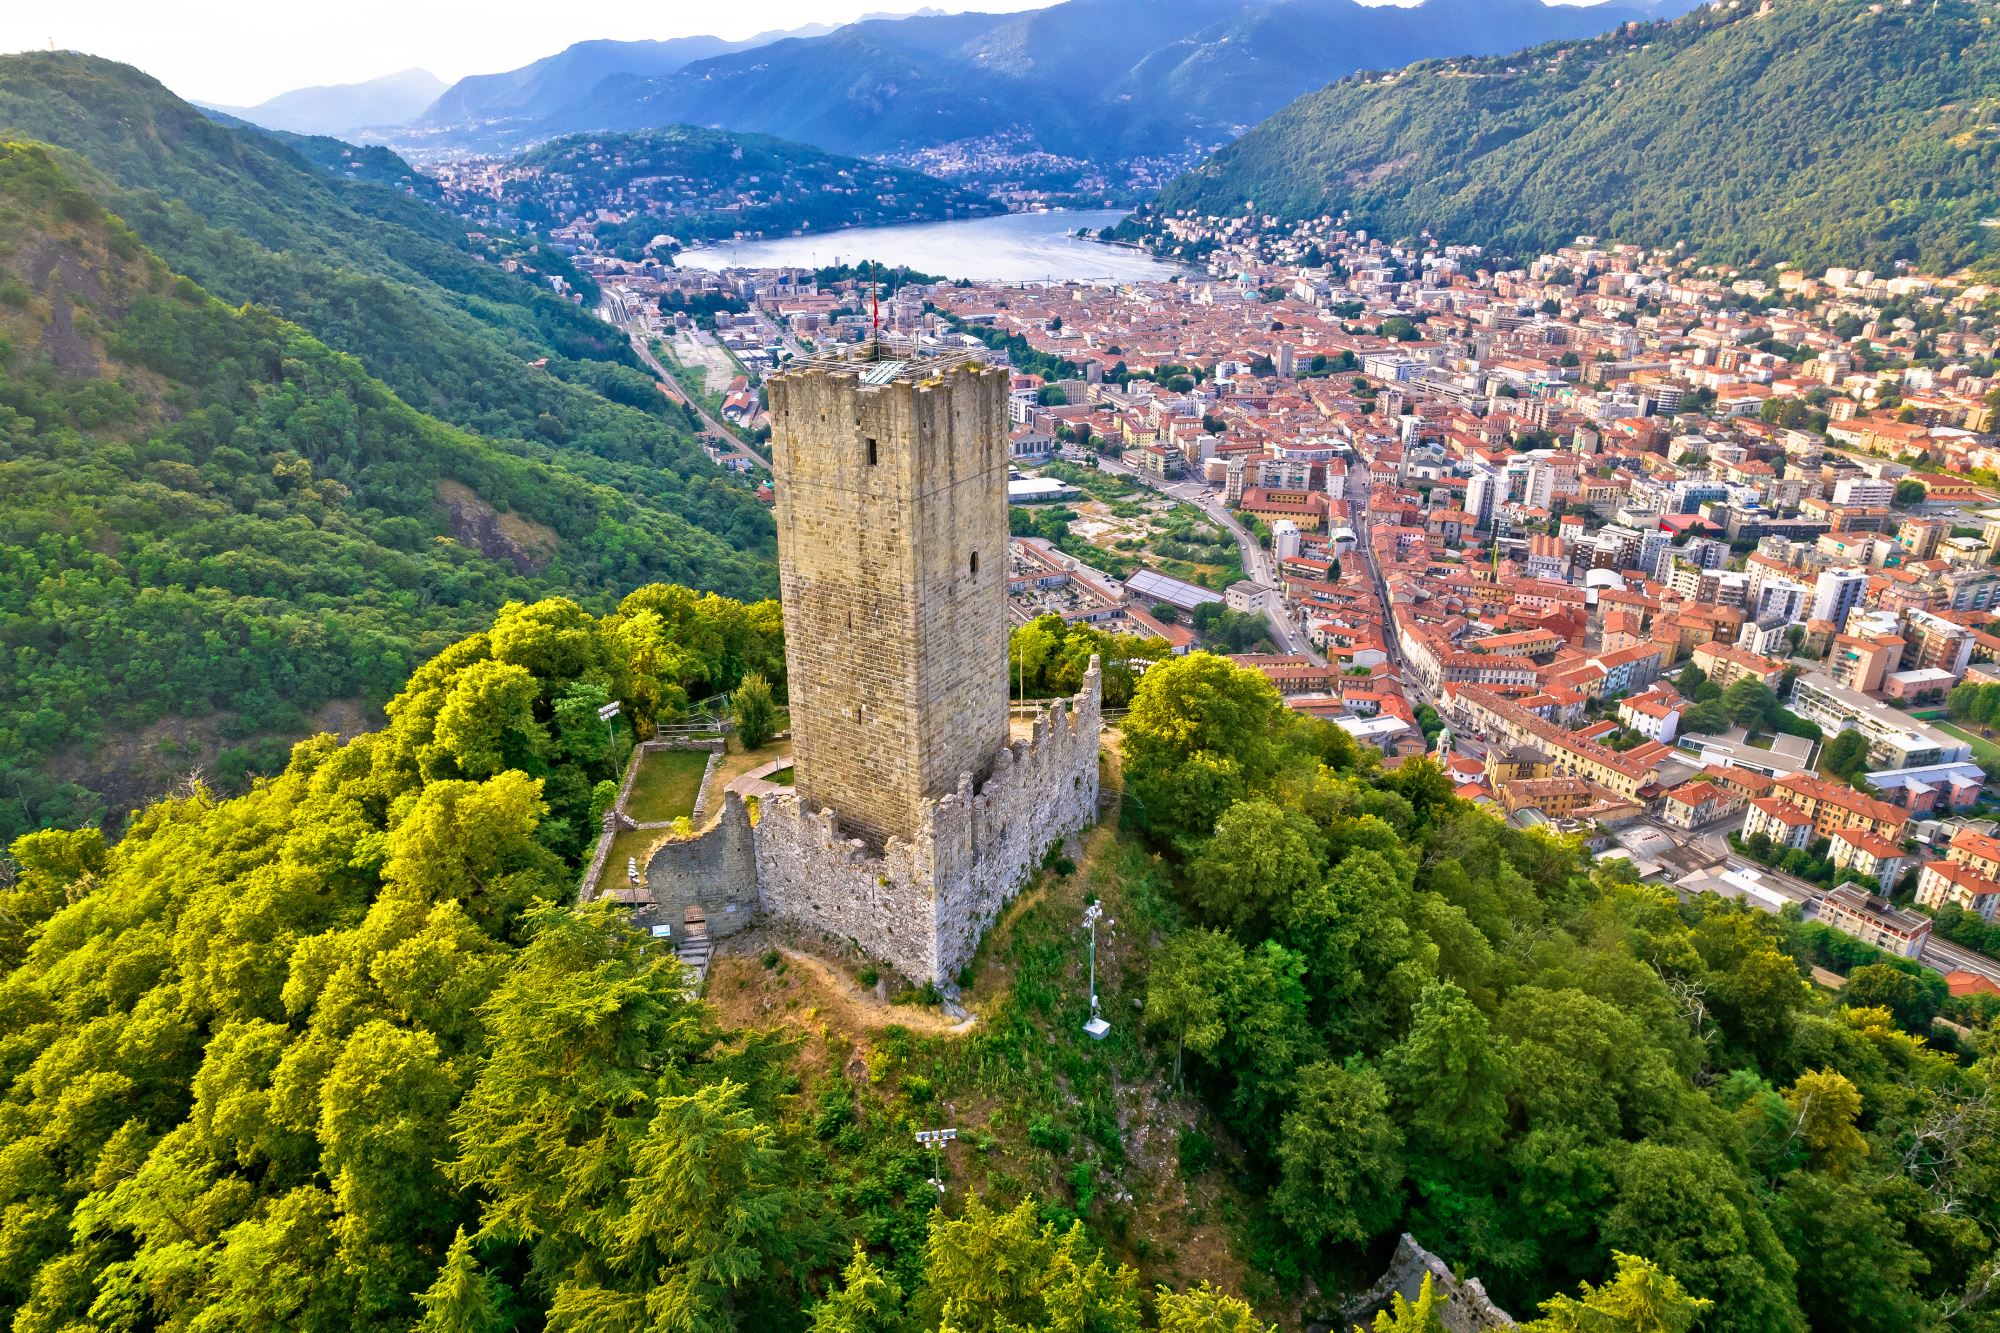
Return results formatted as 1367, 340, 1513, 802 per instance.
1137, 0, 2000, 276
6, 591, 2000, 1328
0, 53, 774, 566
0, 139, 771, 840
485, 128, 998, 260
0, 54, 782, 839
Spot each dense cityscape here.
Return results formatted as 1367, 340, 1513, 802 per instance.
589, 212, 2000, 988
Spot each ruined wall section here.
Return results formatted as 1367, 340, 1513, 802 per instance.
930, 661, 1103, 980
751, 792, 943, 983
748, 663, 1102, 985
638, 790, 760, 939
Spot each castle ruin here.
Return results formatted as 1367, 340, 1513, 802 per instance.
607, 343, 1103, 984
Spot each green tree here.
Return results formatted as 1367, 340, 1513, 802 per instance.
1601, 1145, 1804, 1333
1771, 1173, 1935, 1333
1357, 1273, 1445, 1333
1722, 677, 1777, 731
1185, 799, 1323, 934
1782, 1068, 1869, 1177
1674, 664, 1709, 702
1522, 1252, 1710, 1333
606, 1080, 819, 1330
382, 772, 559, 930
1839, 964, 1943, 1034
447, 900, 716, 1271
1820, 729, 1871, 785
1382, 980, 1511, 1161
1145, 930, 1240, 1088
1279, 849, 1424, 1050
732, 671, 779, 750
918, 1195, 1142, 1333
809, 1245, 909, 1333
1273, 1061, 1405, 1248
1122, 653, 1288, 849
414, 1229, 512, 1333
428, 659, 546, 780
1158, 1282, 1272, 1333
1682, 700, 1730, 735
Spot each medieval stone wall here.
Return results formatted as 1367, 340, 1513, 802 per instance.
749, 664, 1101, 984
928, 665, 1103, 980
638, 789, 760, 939
750, 792, 942, 982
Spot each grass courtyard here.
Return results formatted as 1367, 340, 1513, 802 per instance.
623, 747, 712, 824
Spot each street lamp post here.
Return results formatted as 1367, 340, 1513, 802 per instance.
915, 1127, 958, 1193
1082, 902, 1111, 1040
597, 700, 622, 771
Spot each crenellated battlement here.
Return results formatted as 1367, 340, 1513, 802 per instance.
741, 660, 1101, 984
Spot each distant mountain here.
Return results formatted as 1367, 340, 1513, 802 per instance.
448, 0, 1697, 160
1139, 0, 2000, 276
408, 27, 835, 145
204, 67, 445, 137
481, 127, 999, 257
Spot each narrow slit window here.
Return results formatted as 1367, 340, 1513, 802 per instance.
866, 437, 878, 465
970, 551, 980, 576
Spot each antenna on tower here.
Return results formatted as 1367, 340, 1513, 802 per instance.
871, 260, 881, 343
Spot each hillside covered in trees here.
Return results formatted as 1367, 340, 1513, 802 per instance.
480, 128, 1000, 260
1139, 0, 2000, 275
0, 54, 781, 840
0, 138, 773, 841
6, 596, 2000, 1330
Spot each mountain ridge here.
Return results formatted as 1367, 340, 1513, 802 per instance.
0, 136, 769, 839
478, 125, 1000, 258
1135, 0, 2000, 275
201, 67, 446, 138
392, 0, 1699, 159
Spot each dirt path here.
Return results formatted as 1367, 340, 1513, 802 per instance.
707, 937, 975, 1039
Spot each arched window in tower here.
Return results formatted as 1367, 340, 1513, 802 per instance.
970, 550, 980, 577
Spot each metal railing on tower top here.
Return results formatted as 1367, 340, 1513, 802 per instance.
784, 331, 987, 383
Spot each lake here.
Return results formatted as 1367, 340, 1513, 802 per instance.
673, 209, 1183, 285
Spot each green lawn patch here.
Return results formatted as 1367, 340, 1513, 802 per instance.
1935, 720, 2000, 767
624, 747, 711, 823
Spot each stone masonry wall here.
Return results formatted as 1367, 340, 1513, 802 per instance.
750, 662, 1102, 984
638, 789, 760, 939
750, 792, 942, 982
928, 661, 1103, 981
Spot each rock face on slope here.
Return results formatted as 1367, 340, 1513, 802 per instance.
1336, 1234, 1517, 1331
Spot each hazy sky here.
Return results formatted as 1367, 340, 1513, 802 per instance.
0, 0, 1063, 106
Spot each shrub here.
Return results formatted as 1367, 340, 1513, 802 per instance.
1178, 1126, 1217, 1177
1027, 1114, 1073, 1154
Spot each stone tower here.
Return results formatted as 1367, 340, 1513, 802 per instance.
767, 348, 1012, 846
615, 341, 1102, 985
